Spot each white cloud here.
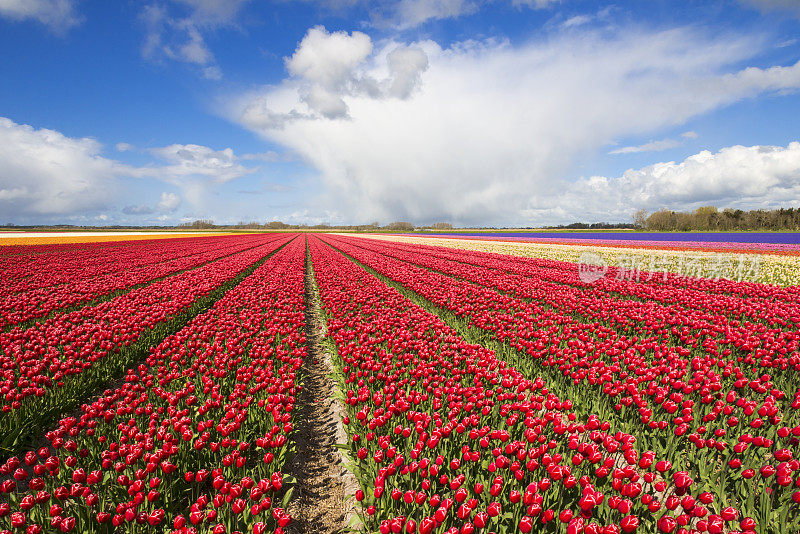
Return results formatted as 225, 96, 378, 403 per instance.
0, 117, 255, 223
174, 0, 249, 25
298, 0, 560, 29
287, 27, 373, 88
241, 27, 430, 124
176, 23, 213, 64
241, 26, 429, 125
122, 204, 156, 215
563, 14, 592, 28
385, 46, 429, 98
124, 191, 180, 217
740, 0, 800, 17
681, 130, 698, 139
0, 0, 80, 32
142, 5, 213, 66
300, 0, 479, 29
142, 5, 171, 55
203, 65, 223, 80
609, 138, 681, 155
303, 85, 350, 119
231, 26, 800, 225
512, 0, 560, 7
530, 142, 800, 223
391, 0, 560, 28
140, 0, 250, 77
116, 142, 135, 152
157, 191, 181, 211
389, 0, 479, 29
147, 144, 253, 183
285, 26, 373, 118
0, 117, 125, 219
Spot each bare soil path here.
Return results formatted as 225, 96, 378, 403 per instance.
285, 243, 359, 534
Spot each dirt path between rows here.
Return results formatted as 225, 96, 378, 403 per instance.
285, 244, 360, 534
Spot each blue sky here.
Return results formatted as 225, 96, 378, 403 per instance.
1, 0, 799, 226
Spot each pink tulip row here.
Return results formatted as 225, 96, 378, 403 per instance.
318, 234, 799, 534
0, 235, 307, 534
0, 234, 294, 453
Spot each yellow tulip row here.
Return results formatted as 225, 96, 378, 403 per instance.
0, 233, 231, 247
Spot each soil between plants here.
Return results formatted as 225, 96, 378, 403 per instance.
285, 245, 359, 534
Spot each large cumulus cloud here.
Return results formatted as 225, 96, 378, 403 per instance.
230, 25, 800, 225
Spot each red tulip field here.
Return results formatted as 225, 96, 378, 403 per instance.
0, 232, 798, 534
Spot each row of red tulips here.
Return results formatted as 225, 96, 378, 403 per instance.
0, 235, 307, 534
332, 234, 800, 422
371, 236, 800, 311
0, 236, 277, 330
341, 237, 800, 413
349, 237, 800, 336
310, 236, 753, 534
0, 235, 293, 455
318, 234, 799, 534
332, 234, 799, 411
0, 236, 264, 297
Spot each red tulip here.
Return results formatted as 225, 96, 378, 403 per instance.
620, 515, 639, 532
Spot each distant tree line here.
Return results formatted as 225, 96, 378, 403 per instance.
224, 220, 455, 232
178, 219, 216, 229
634, 206, 800, 231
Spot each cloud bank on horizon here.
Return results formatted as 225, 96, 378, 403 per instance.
1, 0, 800, 226
232, 24, 800, 225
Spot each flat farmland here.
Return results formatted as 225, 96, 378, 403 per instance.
0, 232, 797, 534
